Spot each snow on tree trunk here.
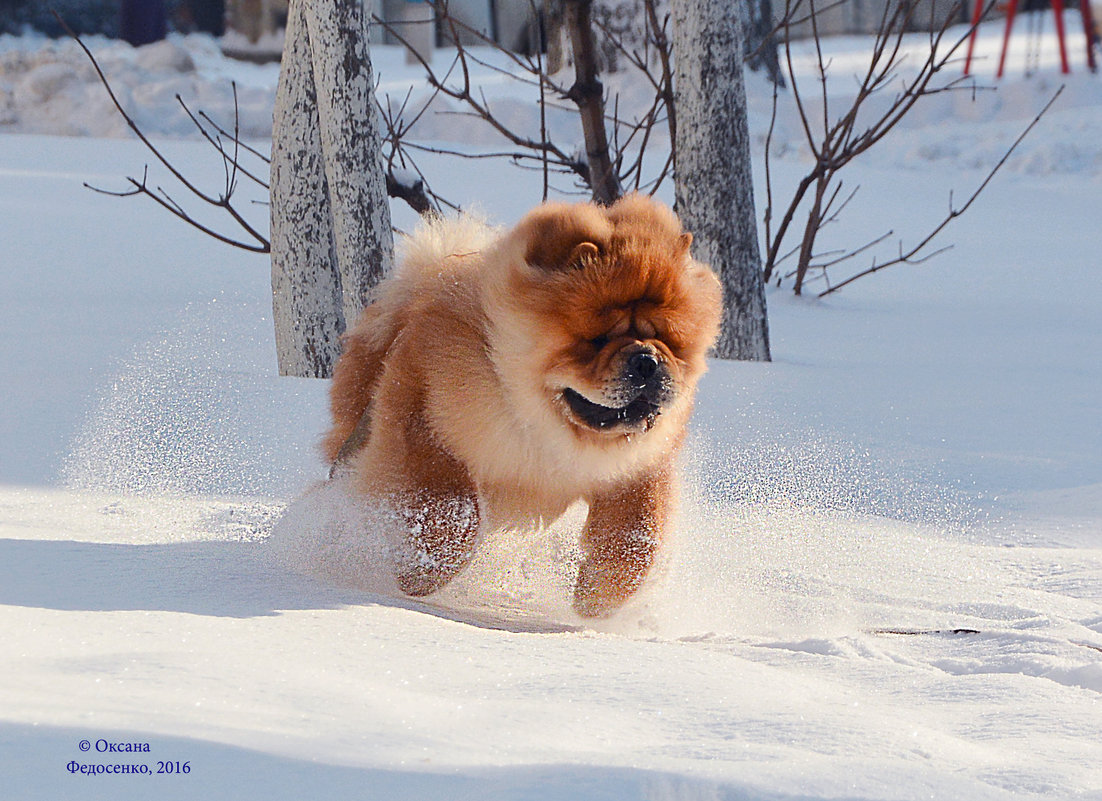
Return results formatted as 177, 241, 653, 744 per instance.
270, 0, 394, 379
671, 0, 771, 362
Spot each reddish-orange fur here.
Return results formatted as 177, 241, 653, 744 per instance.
322, 305, 397, 463
324, 195, 721, 617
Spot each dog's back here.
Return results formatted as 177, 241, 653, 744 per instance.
323, 214, 499, 464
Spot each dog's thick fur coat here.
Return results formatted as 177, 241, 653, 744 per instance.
324, 195, 721, 616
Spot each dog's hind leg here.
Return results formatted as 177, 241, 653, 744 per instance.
324, 298, 409, 465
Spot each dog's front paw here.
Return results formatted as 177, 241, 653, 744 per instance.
395, 562, 455, 597
393, 493, 480, 598
572, 547, 651, 618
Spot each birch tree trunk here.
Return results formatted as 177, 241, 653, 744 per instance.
270, 0, 394, 378
591, 0, 648, 72
740, 0, 784, 87
671, 0, 771, 361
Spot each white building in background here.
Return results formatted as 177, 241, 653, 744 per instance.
223, 0, 539, 62
226, 0, 984, 63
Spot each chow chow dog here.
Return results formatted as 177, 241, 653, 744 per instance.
323, 194, 721, 617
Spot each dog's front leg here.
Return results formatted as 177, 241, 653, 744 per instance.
395, 486, 480, 597
574, 464, 673, 617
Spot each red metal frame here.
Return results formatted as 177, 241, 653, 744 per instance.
964, 0, 1083, 77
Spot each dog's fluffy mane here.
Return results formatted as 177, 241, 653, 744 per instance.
326, 197, 719, 525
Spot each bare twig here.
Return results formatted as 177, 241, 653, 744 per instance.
198, 110, 272, 164
377, 0, 676, 203
531, 0, 550, 201
85, 168, 270, 252
819, 86, 1064, 297
175, 94, 269, 190
66, 6, 452, 241
55, 13, 271, 253
374, 12, 591, 187
762, 0, 1019, 295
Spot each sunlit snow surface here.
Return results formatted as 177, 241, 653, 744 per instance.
2, 16, 1101, 801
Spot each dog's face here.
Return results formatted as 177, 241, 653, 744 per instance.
489, 195, 722, 444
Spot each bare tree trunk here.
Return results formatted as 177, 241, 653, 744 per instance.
270, 0, 394, 378
270, 0, 343, 378
563, 0, 622, 205
591, 0, 651, 72
671, 0, 770, 361
304, 0, 395, 322
741, 0, 785, 87
544, 0, 568, 72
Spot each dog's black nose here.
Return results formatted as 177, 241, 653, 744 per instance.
627, 351, 660, 381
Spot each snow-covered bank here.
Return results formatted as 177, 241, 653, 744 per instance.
4, 479, 1101, 801
3, 19, 1102, 180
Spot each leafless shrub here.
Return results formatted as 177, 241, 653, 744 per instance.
61, 12, 440, 244
374, 0, 677, 205
56, 13, 270, 252
761, 0, 1058, 297
66, 0, 1055, 302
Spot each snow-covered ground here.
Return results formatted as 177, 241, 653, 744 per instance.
2, 14, 1101, 801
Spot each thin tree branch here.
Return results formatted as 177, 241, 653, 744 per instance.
819, 86, 1064, 297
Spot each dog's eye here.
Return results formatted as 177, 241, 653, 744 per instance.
589, 335, 609, 351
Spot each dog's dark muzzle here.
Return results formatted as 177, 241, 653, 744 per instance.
563, 347, 673, 431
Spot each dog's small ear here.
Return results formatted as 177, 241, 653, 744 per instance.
567, 241, 602, 269
677, 232, 693, 256
518, 203, 612, 271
